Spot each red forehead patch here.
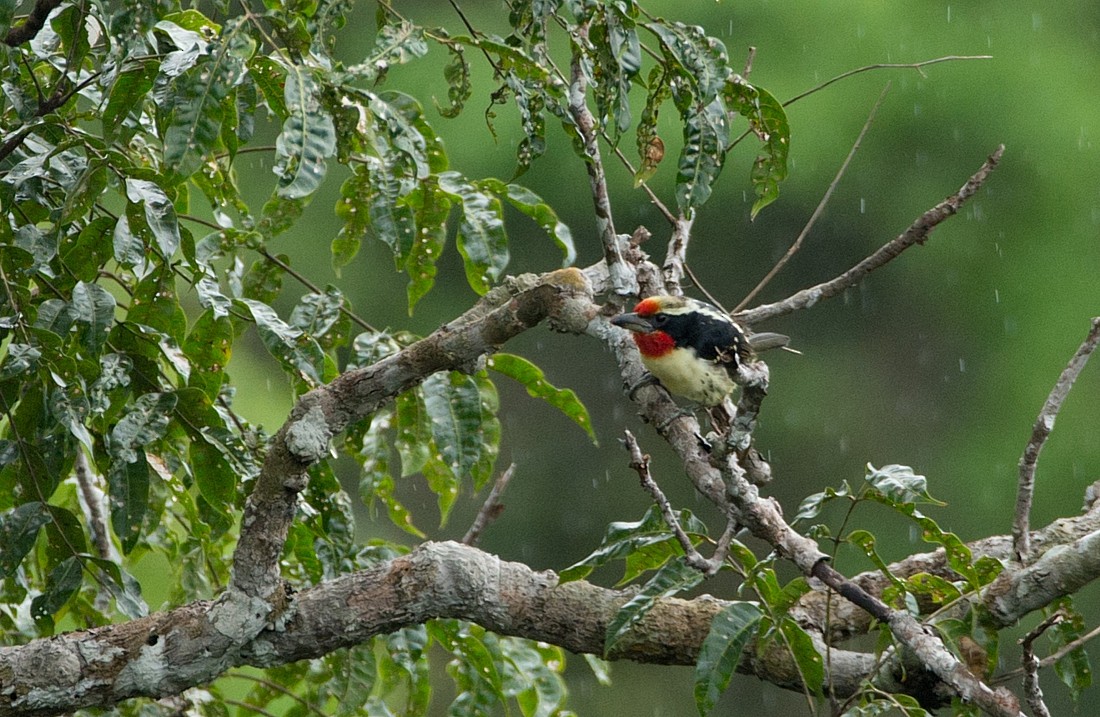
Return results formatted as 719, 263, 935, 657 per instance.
634, 297, 662, 316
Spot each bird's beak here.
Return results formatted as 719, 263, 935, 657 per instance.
610, 312, 654, 333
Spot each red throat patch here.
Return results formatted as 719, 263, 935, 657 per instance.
633, 330, 675, 357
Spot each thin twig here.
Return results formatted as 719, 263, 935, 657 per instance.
737, 145, 1004, 326
742, 46, 757, 78
568, 24, 636, 297
1018, 611, 1064, 717
734, 83, 890, 312
462, 463, 517, 546
1013, 316, 1100, 561
996, 622, 1100, 686
782, 56, 992, 108
622, 430, 722, 574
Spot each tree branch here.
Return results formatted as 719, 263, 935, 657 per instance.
1012, 316, 1100, 560
737, 145, 1004, 326
229, 270, 595, 601
3, 0, 62, 47
568, 24, 637, 298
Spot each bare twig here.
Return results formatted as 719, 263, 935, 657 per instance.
782, 56, 993, 108
462, 463, 517, 546
742, 46, 757, 78
623, 430, 723, 574
735, 84, 890, 312
568, 24, 636, 298
1013, 317, 1100, 561
1019, 612, 1063, 717
738, 145, 1004, 326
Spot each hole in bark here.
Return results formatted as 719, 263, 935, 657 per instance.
146, 633, 158, 646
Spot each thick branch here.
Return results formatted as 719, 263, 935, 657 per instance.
229, 270, 595, 601
4, 0, 62, 46
0, 542, 877, 717
737, 145, 1004, 326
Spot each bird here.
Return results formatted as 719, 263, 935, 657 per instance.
610, 295, 790, 407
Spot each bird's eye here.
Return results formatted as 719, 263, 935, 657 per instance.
652, 314, 667, 326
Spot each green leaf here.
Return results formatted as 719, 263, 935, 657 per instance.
438, 172, 508, 295
847, 529, 907, 592
102, 63, 157, 142
645, 21, 730, 106
394, 389, 430, 477
182, 309, 233, 399
62, 216, 115, 282
0, 502, 51, 578
109, 452, 150, 554
605, 557, 705, 653
128, 265, 187, 342
422, 371, 484, 482
1051, 600, 1093, 700
436, 43, 471, 118
163, 24, 251, 180
356, 409, 425, 538
289, 286, 348, 350
488, 353, 594, 443
239, 298, 325, 386
484, 180, 576, 267
125, 179, 181, 258
676, 98, 730, 212
777, 617, 824, 694
694, 602, 764, 716
470, 372, 500, 491
723, 79, 790, 218
792, 481, 851, 523
403, 178, 450, 313
110, 391, 177, 463
864, 463, 942, 505
560, 505, 702, 583
31, 556, 83, 620
71, 281, 116, 354
85, 556, 148, 618
190, 438, 237, 514
248, 56, 288, 120
274, 66, 337, 198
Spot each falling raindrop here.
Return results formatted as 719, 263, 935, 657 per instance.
958, 358, 966, 373
994, 289, 1000, 303
859, 198, 866, 214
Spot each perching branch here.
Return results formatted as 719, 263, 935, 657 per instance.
737, 145, 1004, 326
1012, 316, 1100, 561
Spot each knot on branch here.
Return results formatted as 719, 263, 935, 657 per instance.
283, 403, 333, 467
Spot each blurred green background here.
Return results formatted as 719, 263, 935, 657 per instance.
215, 1, 1100, 714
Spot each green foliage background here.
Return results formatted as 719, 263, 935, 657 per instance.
1, 0, 1098, 714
